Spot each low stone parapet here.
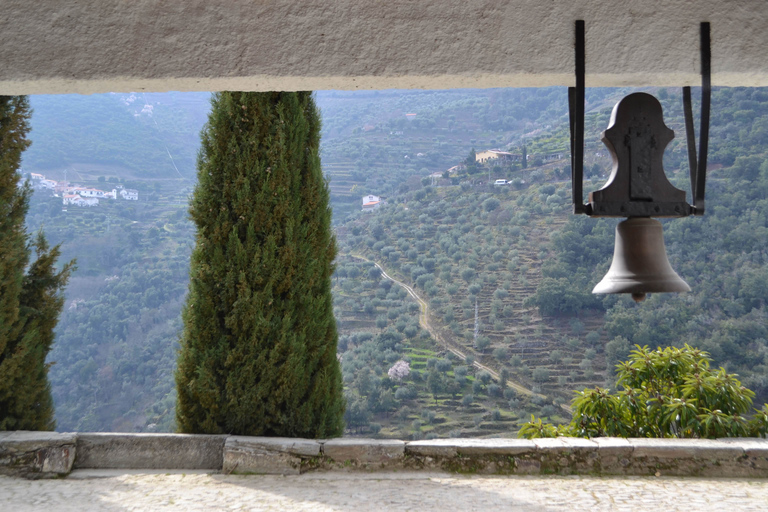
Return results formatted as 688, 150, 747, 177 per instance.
323, 438, 405, 468
405, 437, 768, 477
2, 432, 767, 479
74, 433, 226, 470
223, 436, 321, 475
0, 431, 76, 479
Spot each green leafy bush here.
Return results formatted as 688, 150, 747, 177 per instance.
519, 345, 768, 439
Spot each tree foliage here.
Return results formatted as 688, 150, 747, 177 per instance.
0, 96, 74, 430
519, 345, 768, 439
175, 92, 344, 437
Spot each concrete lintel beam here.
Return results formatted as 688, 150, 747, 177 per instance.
1, 0, 767, 95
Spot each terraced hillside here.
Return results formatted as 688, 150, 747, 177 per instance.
316, 88, 574, 222
333, 85, 768, 435
335, 171, 611, 428
332, 255, 541, 439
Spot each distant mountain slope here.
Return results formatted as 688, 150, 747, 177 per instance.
316, 88, 579, 220
25, 86, 768, 435
24, 92, 212, 179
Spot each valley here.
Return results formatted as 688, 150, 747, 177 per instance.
16, 85, 768, 437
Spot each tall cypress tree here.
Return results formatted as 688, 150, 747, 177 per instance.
176, 92, 344, 437
0, 96, 74, 430
522, 145, 527, 169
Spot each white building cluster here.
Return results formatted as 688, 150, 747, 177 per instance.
29, 172, 139, 208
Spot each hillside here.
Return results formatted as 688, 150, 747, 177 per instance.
26, 179, 194, 431
330, 86, 768, 439
17, 85, 768, 436
317, 88, 581, 220
25, 87, 586, 434
333, 175, 600, 437
25, 92, 211, 180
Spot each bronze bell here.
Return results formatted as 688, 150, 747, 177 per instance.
592, 217, 690, 302
585, 93, 693, 302
568, 22, 711, 301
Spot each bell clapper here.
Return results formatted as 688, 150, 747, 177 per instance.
631, 293, 647, 303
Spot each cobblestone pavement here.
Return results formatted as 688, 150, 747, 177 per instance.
3, 471, 768, 511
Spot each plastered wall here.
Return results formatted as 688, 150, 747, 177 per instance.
1, 0, 766, 94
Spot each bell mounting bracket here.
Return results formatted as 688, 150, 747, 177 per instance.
568, 21, 711, 218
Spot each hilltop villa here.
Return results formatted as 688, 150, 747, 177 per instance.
362, 194, 383, 212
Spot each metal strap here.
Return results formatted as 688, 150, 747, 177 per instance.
570, 20, 586, 214
695, 21, 711, 215
682, 86, 698, 199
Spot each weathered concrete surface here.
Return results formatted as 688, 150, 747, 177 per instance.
0, 0, 767, 95
322, 438, 405, 465
407, 438, 536, 457
3, 433, 768, 478
3, 471, 768, 511
223, 436, 321, 475
719, 438, 768, 470
593, 436, 633, 456
74, 433, 225, 470
0, 431, 76, 479
403, 437, 768, 477
631, 437, 744, 460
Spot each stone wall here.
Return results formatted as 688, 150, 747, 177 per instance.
2, 431, 767, 479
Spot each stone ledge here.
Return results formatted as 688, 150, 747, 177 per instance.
323, 438, 405, 466
2, 433, 768, 479
718, 438, 768, 457
533, 437, 597, 452
630, 438, 744, 460
0, 431, 76, 479
593, 437, 633, 456
223, 436, 321, 476
74, 433, 226, 470
407, 438, 536, 457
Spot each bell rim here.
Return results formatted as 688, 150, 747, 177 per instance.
592, 277, 691, 295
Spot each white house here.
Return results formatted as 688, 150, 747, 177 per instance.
62, 194, 79, 205
54, 181, 70, 194
77, 187, 107, 198
120, 188, 138, 200
362, 194, 382, 212
475, 150, 521, 164
63, 194, 99, 207
39, 179, 57, 190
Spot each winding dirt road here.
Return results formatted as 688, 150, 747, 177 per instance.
351, 255, 540, 399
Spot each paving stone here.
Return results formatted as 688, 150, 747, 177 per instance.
323, 438, 404, 464
223, 436, 321, 475
0, 431, 76, 478
75, 433, 226, 470
5, 471, 768, 510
